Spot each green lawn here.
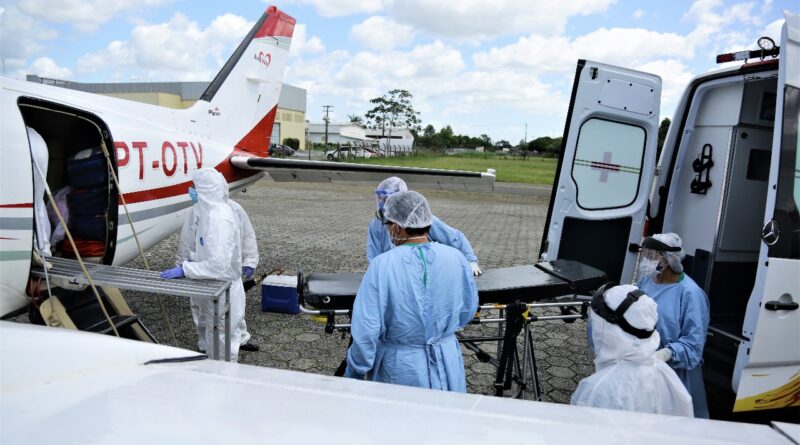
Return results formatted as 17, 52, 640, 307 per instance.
346, 153, 558, 185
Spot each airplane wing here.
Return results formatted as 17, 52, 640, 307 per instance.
0, 322, 794, 444
230, 155, 496, 192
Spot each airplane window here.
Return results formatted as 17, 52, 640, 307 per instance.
571, 118, 645, 210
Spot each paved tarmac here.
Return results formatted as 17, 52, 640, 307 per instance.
123, 177, 594, 404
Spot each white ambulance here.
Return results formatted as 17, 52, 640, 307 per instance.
540, 11, 799, 420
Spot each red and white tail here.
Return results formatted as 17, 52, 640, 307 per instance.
191, 6, 295, 157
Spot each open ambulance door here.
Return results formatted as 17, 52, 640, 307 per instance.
539, 60, 661, 284
734, 11, 800, 413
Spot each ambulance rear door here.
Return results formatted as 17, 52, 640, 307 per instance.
734, 11, 800, 413
540, 60, 661, 284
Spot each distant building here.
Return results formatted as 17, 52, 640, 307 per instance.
307, 122, 367, 145
307, 122, 415, 153
26, 75, 307, 149
365, 127, 415, 153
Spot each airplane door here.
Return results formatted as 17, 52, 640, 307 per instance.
0, 93, 34, 316
540, 60, 661, 284
734, 11, 800, 413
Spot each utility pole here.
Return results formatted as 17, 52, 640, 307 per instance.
323, 105, 333, 150
523, 123, 528, 159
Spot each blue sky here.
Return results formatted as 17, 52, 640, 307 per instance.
0, 0, 793, 143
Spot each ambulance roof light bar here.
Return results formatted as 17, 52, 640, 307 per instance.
716, 36, 779, 63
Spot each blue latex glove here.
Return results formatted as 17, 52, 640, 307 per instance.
160, 266, 185, 279
188, 187, 198, 203
242, 266, 254, 279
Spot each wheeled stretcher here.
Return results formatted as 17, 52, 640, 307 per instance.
297, 259, 607, 399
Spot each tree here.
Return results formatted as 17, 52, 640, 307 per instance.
283, 137, 300, 150
365, 89, 422, 137
348, 114, 364, 125
495, 139, 512, 149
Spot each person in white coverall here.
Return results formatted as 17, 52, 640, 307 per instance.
160, 168, 245, 361
571, 284, 694, 416
175, 172, 260, 352
28, 127, 51, 256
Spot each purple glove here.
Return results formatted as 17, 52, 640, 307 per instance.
242, 266, 254, 279
160, 266, 185, 279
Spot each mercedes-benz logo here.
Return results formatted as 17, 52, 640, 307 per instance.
761, 219, 780, 246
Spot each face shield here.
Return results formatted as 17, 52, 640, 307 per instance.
633, 236, 683, 283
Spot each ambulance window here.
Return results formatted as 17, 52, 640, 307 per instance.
571, 118, 645, 210
770, 86, 800, 259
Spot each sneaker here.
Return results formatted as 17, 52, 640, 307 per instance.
239, 342, 260, 352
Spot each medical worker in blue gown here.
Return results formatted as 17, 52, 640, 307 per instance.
367, 177, 483, 276
636, 233, 710, 418
346, 190, 478, 391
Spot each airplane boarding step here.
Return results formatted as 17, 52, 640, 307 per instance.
85, 314, 147, 336
29, 257, 234, 361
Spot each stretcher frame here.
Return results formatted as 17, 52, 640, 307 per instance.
296, 260, 606, 399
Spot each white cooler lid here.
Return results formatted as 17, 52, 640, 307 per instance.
261, 275, 297, 287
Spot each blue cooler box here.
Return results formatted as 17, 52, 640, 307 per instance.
261, 275, 299, 314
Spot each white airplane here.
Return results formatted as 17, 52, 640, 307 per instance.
0, 6, 493, 318
1, 5, 797, 440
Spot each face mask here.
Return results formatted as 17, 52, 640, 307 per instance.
637, 258, 660, 281
188, 187, 198, 204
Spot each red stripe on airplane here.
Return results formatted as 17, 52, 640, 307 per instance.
257, 6, 296, 39
0, 203, 33, 208
234, 105, 277, 157
118, 154, 259, 204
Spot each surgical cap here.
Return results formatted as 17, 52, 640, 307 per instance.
376, 177, 408, 197
652, 232, 685, 273
384, 190, 432, 229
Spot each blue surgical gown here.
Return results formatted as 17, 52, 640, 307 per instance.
366, 215, 478, 263
639, 274, 710, 418
346, 242, 478, 391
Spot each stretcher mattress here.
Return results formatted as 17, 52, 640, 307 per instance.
300, 259, 607, 310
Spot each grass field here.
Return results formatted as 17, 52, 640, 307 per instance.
346, 153, 559, 185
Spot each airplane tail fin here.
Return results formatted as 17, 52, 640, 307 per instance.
192, 6, 295, 157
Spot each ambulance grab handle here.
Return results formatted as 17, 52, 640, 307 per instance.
765, 301, 799, 311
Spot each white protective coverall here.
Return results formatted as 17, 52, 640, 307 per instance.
571, 284, 694, 417
176, 175, 257, 351
179, 168, 245, 361
28, 127, 51, 255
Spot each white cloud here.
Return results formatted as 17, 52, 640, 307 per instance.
350, 16, 415, 51
0, 5, 58, 60
77, 12, 253, 80
633, 9, 645, 19
290, 24, 325, 58
684, 0, 761, 49
27, 56, 73, 79
389, 0, 618, 40
17, 0, 172, 32
473, 28, 688, 73
280, 0, 385, 18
